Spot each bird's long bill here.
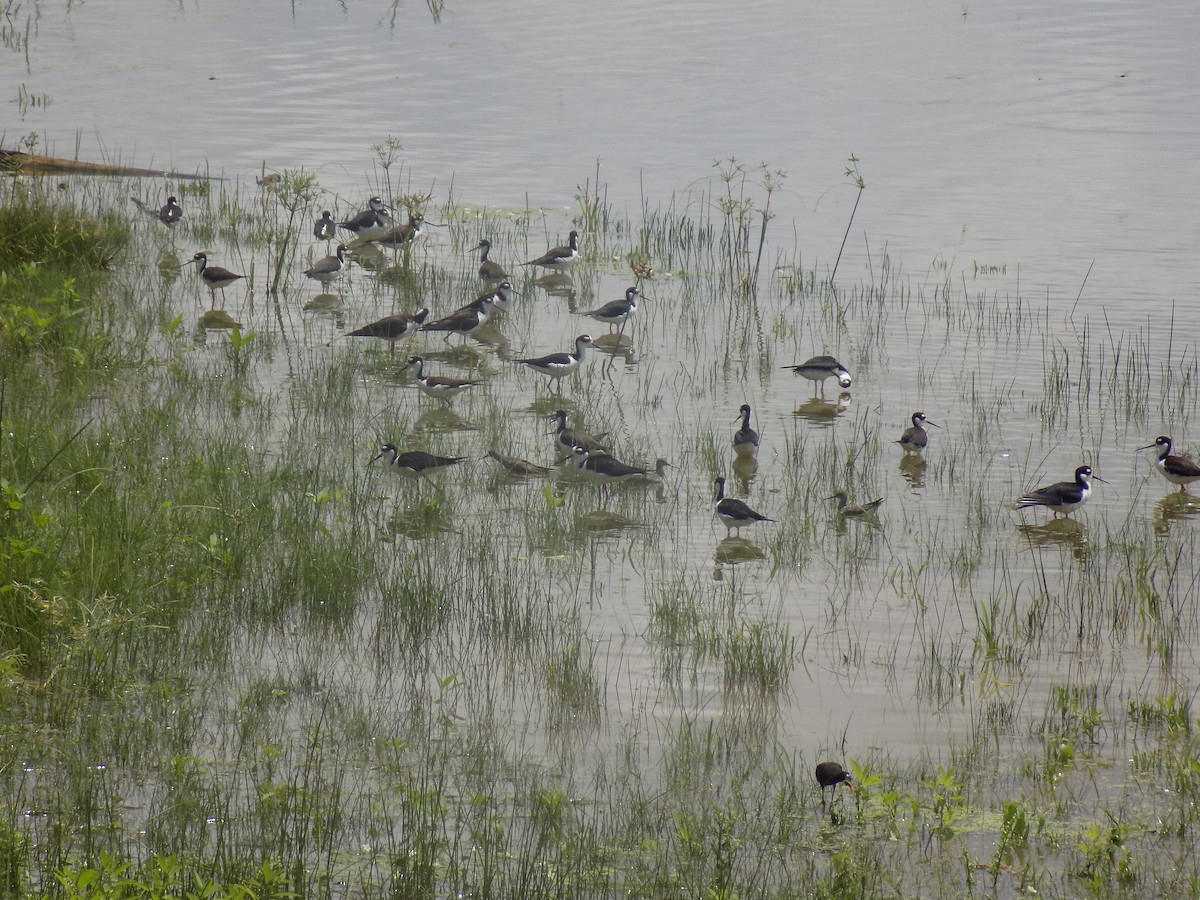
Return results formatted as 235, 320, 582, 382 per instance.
846, 782, 857, 793
370, 452, 385, 464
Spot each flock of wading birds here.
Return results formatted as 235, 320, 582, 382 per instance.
135, 190, 1200, 802
134, 193, 1200, 536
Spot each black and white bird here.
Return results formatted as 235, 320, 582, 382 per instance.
314, 210, 337, 243
514, 335, 593, 392
827, 490, 884, 517
465, 282, 516, 314
733, 403, 760, 460
1137, 436, 1200, 493
522, 230, 580, 272
345, 308, 429, 355
371, 444, 466, 480
1016, 465, 1098, 518
783, 355, 853, 396
338, 196, 392, 240
815, 762, 855, 807
131, 195, 183, 227
371, 212, 424, 249
551, 409, 608, 455
569, 446, 649, 500
469, 239, 509, 280
896, 411, 939, 454
576, 286, 640, 334
181, 252, 244, 305
422, 295, 495, 342
714, 477, 773, 536
405, 356, 480, 404
303, 244, 347, 286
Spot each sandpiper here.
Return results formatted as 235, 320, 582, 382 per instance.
314, 211, 337, 242
827, 490, 884, 517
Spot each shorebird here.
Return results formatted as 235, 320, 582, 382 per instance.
576, 286, 639, 334
131, 195, 183, 227
422, 296, 494, 343
371, 444, 465, 481
469, 238, 509, 280
405, 356, 480, 404
827, 490, 884, 517
815, 762, 855, 807
514, 335, 593, 392
370, 212, 424, 249
713, 477, 773, 536
1137, 436, 1200, 493
896, 411, 939, 454
522, 230, 580, 272
181, 252, 244, 305
303, 244, 347, 286
314, 211, 336, 242
485, 451, 550, 477
569, 446, 649, 502
551, 409, 608, 455
1016, 465, 1099, 517
465, 282, 516, 314
733, 403, 760, 460
783, 356, 853, 396
345, 308, 429, 355
338, 196, 392, 240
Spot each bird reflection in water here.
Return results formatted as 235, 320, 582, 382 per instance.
1016, 518, 1089, 560
793, 392, 852, 425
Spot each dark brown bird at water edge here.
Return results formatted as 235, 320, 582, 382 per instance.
815, 761, 855, 806
345, 307, 429, 355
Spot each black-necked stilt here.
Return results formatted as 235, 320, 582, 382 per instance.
714, 477, 773, 536
422, 296, 494, 343
303, 244, 347, 286
570, 446, 649, 501
372, 444, 466, 480
485, 450, 550, 477
314, 211, 336, 242
131, 195, 183, 227
1016, 465, 1098, 517
827, 490, 884, 517
784, 355, 853, 396
181, 252, 245, 305
815, 762, 855, 807
551, 409, 608, 455
733, 403, 760, 460
576, 286, 639, 334
896, 411, 939, 454
470, 239, 509, 280
466, 282, 516, 314
346, 307, 429, 355
338, 196, 392, 240
522, 230, 580, 272
1137, 436, 1200, 493
371, 212, 424, 249
405, 356, 480, 404
515, 335, 593, 392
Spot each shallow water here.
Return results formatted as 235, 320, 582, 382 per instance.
7, 0, 1200, 796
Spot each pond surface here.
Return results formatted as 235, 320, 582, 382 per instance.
7, 0, 1200, 802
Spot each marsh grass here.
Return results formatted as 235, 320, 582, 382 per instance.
3, 157, 1200, 899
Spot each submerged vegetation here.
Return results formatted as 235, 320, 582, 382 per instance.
1, 152, 1200, 899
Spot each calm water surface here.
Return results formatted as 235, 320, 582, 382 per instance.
8, 0, 1200, 768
